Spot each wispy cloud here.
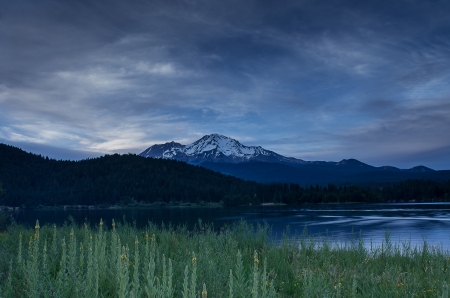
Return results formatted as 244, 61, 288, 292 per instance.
1, 0, 450, 168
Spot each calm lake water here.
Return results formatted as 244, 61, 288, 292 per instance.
7, 203, 450, 250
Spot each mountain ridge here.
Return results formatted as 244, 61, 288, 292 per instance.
140, 134, 434, 172
1, 142, 449, 207
139, 134, 443, 184
140, 133, 307, 165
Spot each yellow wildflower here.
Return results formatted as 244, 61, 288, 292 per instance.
202, 283, 207, 298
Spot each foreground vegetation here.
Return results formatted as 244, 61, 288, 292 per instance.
0, 220, 449, 297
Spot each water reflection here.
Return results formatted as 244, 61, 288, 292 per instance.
6, 202, 450, 250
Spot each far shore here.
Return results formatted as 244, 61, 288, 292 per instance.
0, 201, 226, 211
1, 199, 446, 211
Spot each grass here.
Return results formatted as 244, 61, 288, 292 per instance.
0, 219, 449, 297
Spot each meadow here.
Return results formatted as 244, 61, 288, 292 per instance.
0, 219, 449, 297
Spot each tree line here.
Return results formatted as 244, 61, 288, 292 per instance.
0, 143, 449, 208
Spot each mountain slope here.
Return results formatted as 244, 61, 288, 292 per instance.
201, 161, 448, 185
1, 143, 450, 206
140, 134, 443, 185
140, 134, 306, 164
0, 143, 263, 207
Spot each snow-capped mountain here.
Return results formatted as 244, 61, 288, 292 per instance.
139, 133, 438, 184
140, 133, 306, 164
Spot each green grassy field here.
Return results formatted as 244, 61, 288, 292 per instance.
0, 219, 449, 297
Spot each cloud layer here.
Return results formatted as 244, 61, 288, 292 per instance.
1, 0, 450, 169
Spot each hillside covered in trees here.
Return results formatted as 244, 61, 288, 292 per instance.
0, 143, 449, 208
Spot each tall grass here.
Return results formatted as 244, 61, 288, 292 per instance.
0, 219, 449, 297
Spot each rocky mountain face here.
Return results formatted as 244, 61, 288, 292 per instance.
140, 134, 439, 184
140, 133, 306, 164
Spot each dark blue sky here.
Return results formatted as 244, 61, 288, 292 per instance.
1, 0, 450, 169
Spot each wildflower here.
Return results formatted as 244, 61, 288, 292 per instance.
202, 283, 207, 298
254, 251, 259, 264
121, 254, 127, 260
192, 257, 197, 265
35, 220, 40, 230
100, 219, 103, 226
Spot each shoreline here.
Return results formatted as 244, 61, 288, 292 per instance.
0, 199, 447, 211
0, 202, 225, 211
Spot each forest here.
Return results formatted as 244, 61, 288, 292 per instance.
0, 143, 449, 208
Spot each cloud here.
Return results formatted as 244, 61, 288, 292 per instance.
1, 0, 450, 169
0, 139, 104, 161
135, 62, 180, 77
334, 99, 450, 169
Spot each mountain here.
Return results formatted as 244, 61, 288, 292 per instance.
140, 133, 306, 164
1, 143, 450, 207
140, 134, 445, 185
201, 161, 447, 185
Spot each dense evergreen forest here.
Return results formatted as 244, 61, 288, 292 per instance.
0, 143, 449, 208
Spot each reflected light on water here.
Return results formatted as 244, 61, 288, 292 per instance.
6, 202, 450, 250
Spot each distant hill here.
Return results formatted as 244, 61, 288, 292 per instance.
140, 134, 448, 185
199, 161, 450, 185
0, 143, 262, 207
1, 143, 449, 207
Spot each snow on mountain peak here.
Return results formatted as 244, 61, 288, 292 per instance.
139, 134, 306, 164
184, 134, 258, 158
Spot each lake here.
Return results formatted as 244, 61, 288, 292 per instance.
6, 202, 450, 250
